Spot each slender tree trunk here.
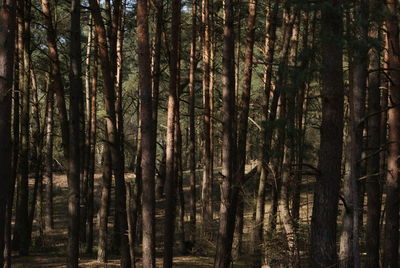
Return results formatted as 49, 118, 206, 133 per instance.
45, 84, 54, 230
14, 0, 30, 254
4, 34, 19, 268
163, 0, 180, 264
89, 1, 131, 266
0, 0, 16, 265
97, 141, 112, 263
137, 0, 156, 264
86, 27, 98, 254
252, 1, 279, 266
152, 0, 163, 199
214, 0, 236, 265
341, 2, 367, 267
188, 0, 197, 244
67, 0, 82, 266
201, 0, 213, 229
41, 0, 69, 159
232, 0, 258, 258
28, 69, 44, 245
310, 0, 344, 266
383, 0, 400, 266
365, 0, 382, 265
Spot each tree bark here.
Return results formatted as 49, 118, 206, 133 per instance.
214, 0, 236, 265
252, 1, 279, 266
188, 0, 197, 244
41, 0, 69, 158
137, 0, 156, 264
383, 0, 400, 266
67, 0, 82, 266
89, 0, 131, 266
0, 0, 16, 265
97, 141, 112, 263
14, 0, 30, 255
163, 0, 180, 264
365, 0, 382, 265
201, 0, 213, 229
310, 0, 344, 266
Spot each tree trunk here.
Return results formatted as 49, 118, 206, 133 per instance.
0, 0, 16, 265
89, 0, 131, 266
97, 141, 112, 263
45, 82, 54, 230
137, 0, 156, 264
163, 0, 180, 264
201, 0, 213, 230
86, 26, 98, 254
340, 2, 367, 267
310, 0, 344, 266
188, 0, 197, 244
232, 0, 258, 258
214, 0, 236, 265
67, 0, 82, 266
383, 0, 400, 266
252, 1, 279, 266
14, 0, 30, 254
41, 0, 69, 159
365, 0, 382, 265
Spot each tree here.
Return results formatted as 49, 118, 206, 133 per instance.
89, 0, 131, 266
188, 0, 198, 244
0, 0, 16, 265
365, 0, 382, 265
214, 0, 236, 265
163, 0, 180, 265
383, 0, 400, 266
137, 0, 156, 264
66, 0, 82, 266
310, 0, 345, 266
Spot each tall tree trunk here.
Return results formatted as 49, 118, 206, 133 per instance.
86, 26, 98, 254
383, 0, 400, 266
67, 0, 82, 266
137, 0, 156, 264
89, 1, 131, 266
340, 1, 367, 267
4, 33, 20, 268
233, 0, 258, 258
188, 0, 197, 244
310, 0, 344, 267
14, 0, 30, 255
252, 1, 279, 266
152, 0, 163, 199
0, 0, 16, 265
214, 0, 236, 265
201, 0, 213, 229
163, 0, 180, 264
365, 0, 382, 265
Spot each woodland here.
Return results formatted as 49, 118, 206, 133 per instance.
0, 0, 399, 267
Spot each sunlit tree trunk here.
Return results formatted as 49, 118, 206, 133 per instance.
163, 0, 180, 265
383, 0, 400, 266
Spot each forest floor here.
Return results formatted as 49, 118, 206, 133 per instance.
11, 173, 216, 267
11, 166, 315, 267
